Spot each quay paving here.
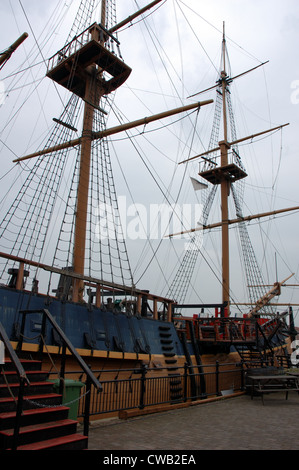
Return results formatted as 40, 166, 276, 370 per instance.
84, 393, 299, 451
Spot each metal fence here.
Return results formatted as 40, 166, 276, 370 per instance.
76, 361, 244, 418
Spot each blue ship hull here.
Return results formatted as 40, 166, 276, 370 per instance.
0, 284, 293, 364
0, 286, 185, 357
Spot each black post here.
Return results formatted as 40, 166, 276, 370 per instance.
59, 343, 66, 396
84, 372, 92, 438
183, 362, 188, 402
216, 360, 221, 396
16, 313, 26, 353
39, 311, 47, 360
240, 359, 245, 391
139, 363, 147, 410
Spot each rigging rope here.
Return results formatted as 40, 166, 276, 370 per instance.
0, 94, 81, 285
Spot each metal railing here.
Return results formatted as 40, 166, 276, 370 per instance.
2, 307, 293, 449
73, 361, 245, 418
73, 355, 294, 418
1, 309, 102, 449
0, 321, 31, 450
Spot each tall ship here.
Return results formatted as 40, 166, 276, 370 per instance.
0, 0, 298, 417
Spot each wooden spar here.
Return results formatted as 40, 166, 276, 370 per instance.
0, 251, 174, 304
178, 123, 290, 165
109, 0, 164, 34
13, 137, 81, 163
53, 118, 78, 133
93, 101, 213, 138
167, 205, 299, 238
187, 61, 269, 99
231, 123, 290, 146
233, 303, 299, 306
248, 274, 294, 317
13, 100, 213, 163
248, 284, 299, 287
0, 33, 28, 67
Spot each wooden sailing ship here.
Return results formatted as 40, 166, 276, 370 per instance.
0, 0, 297, 418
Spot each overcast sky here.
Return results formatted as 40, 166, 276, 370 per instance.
0, 0, 298, 321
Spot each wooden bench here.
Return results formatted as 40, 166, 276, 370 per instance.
246, 374, 299, 405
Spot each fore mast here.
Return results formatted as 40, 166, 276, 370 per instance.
173, 23, 291, 315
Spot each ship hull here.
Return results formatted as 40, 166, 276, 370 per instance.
0, 285, 292, 420
0, 286, 184, 357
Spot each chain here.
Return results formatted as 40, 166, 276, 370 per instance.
24, 388, 90, 409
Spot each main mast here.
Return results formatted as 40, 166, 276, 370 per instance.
45, 0, 133, 302
72, 8, 106, 302
42, 0, 213, 302
219, 23, 230, 310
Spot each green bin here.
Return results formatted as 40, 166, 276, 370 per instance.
52, 379, 84, 420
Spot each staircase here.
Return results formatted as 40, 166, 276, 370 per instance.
0, 358, 88, 450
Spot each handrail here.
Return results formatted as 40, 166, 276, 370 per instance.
18, 309, 102, 392
0, 321, 30, 450
0, 321, 29, 385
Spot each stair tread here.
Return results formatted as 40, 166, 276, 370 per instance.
2, 356, 87, 450
0, 418, 78, 437
0, 381, 53, 388
13, 433, 88, 450
0, 406, 69, 420
4, 358, 41, 364
0, 370, 47, 377
0, 392, 61, 403
3, 359, 41, 370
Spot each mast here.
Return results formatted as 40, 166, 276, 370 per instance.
41, 0, 212, 303
219, 22, 230, 311
175, 22, 279, 313
72, 23, 106, 302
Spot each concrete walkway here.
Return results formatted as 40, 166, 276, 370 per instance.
85, 392, 299, 451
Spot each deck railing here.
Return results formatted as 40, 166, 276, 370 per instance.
71, 361, 245, 418
72, 356, 293, 418
47, 22, 122, 73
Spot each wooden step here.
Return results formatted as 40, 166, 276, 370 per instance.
0, 381, 55, 398
0, 393, 62, 413
3, 358, 42, 372
0, 370, 49, 384
15, 433, 88, 451
1, 354, 87, 450
0, 406, 70, 430
0, 419, 78, 449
